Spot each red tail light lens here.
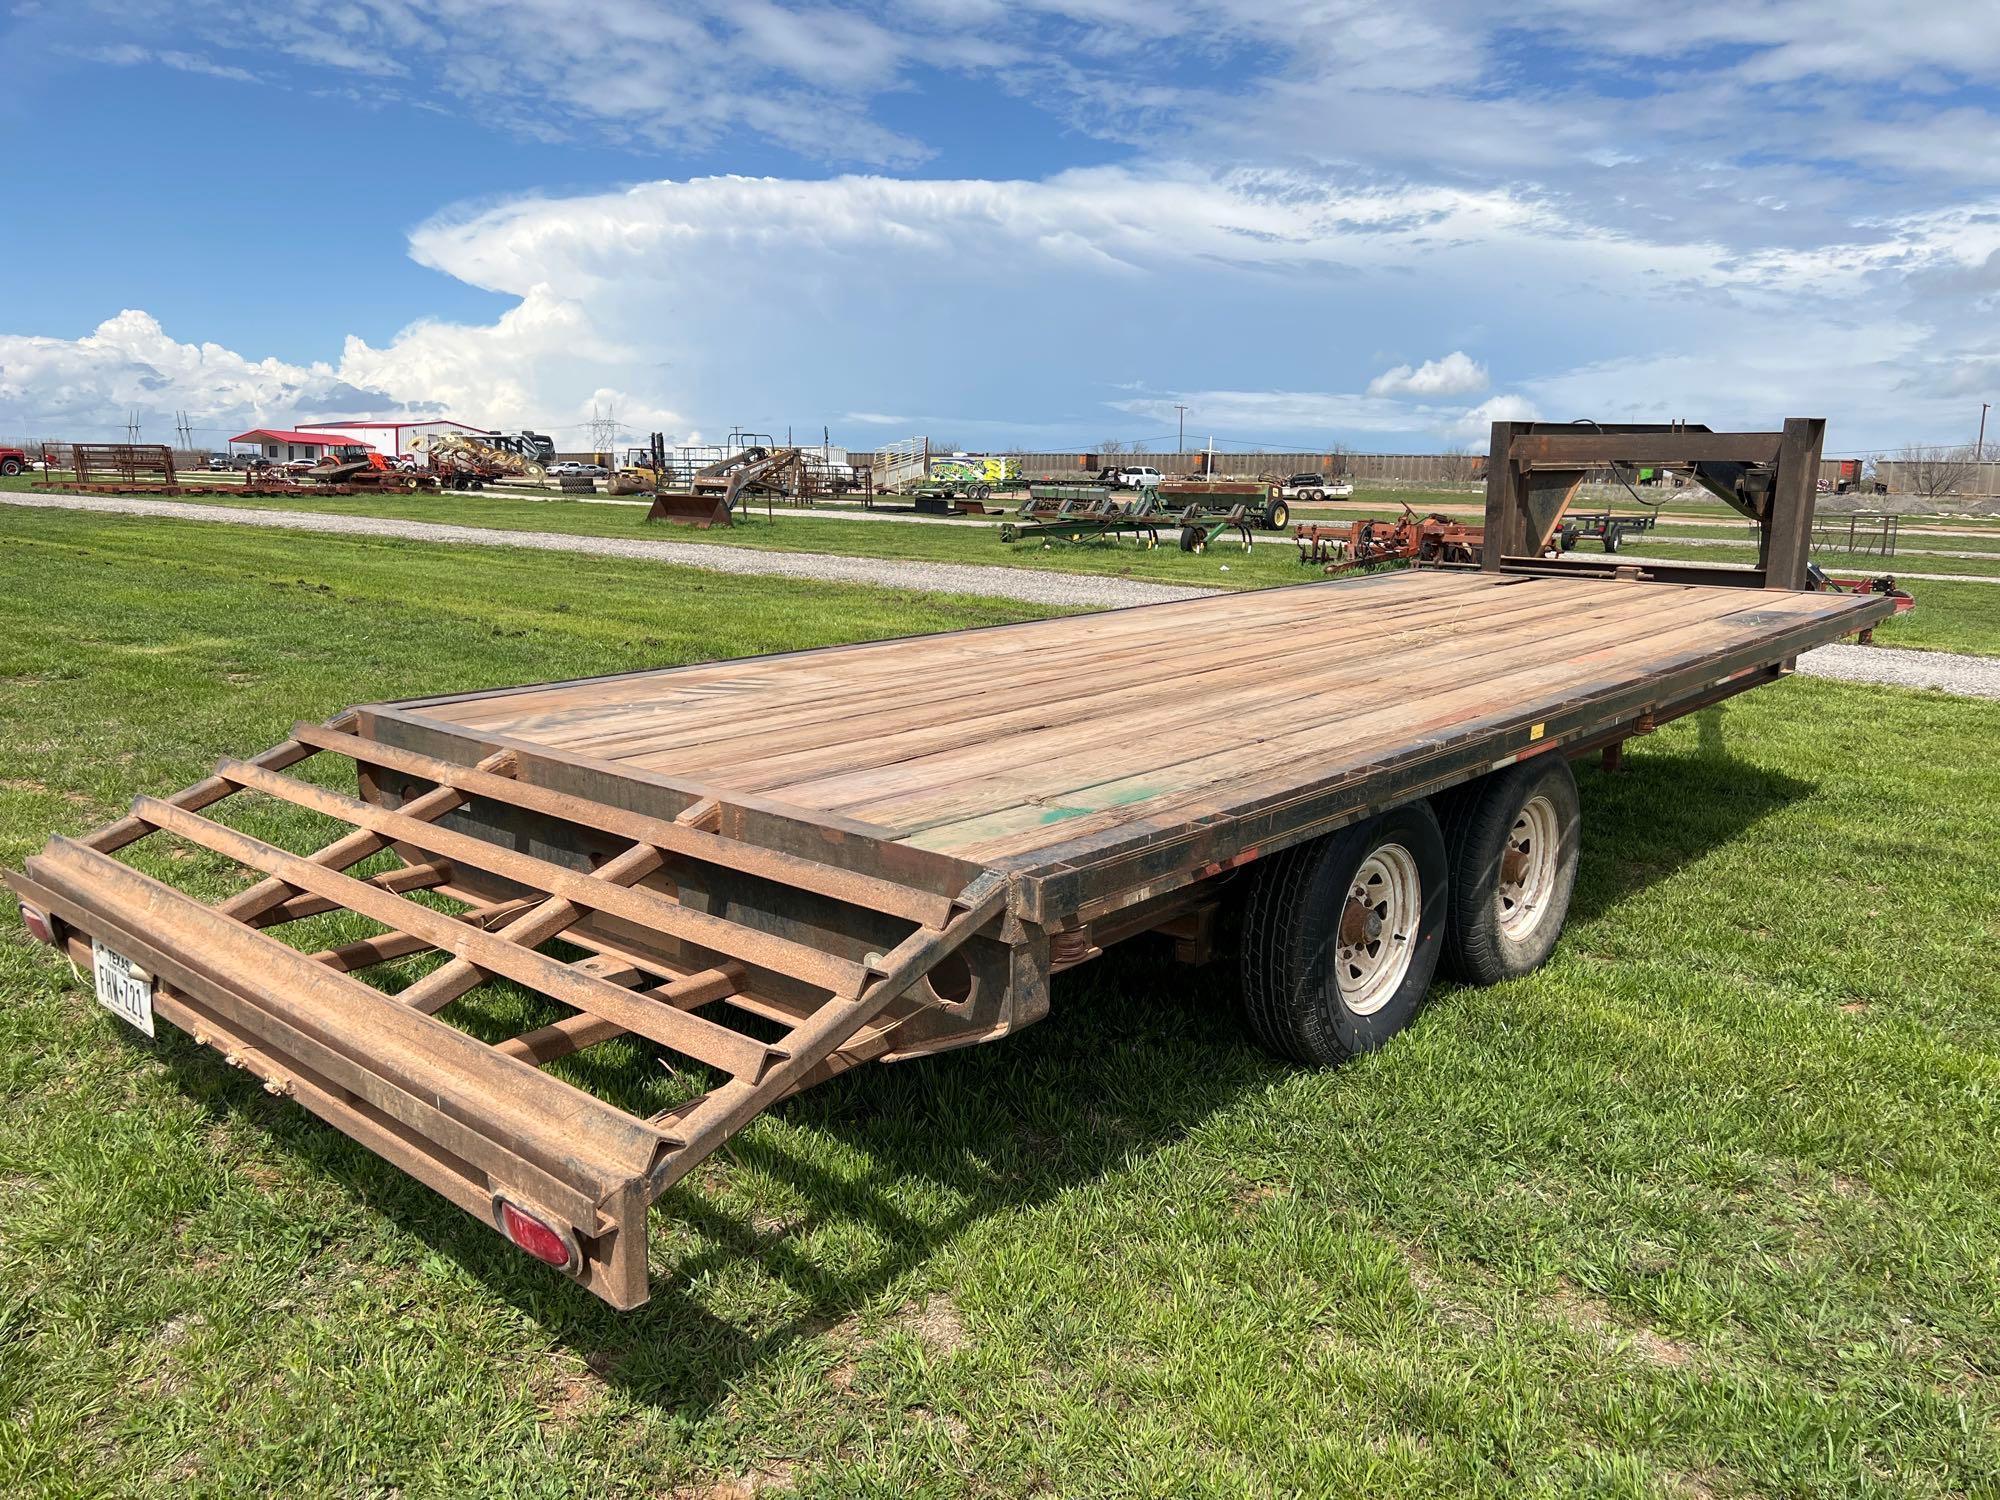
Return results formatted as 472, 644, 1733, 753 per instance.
20, 906, 59, 946
495, 1199, 578, 1271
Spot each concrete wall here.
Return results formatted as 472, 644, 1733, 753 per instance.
1015, 449, 2000, 498
1011, 451, 1483, 483
1816, 456, 2000, 497
1872, 457, 2000, 499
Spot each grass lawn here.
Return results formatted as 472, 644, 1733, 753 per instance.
3, 512, 1999, 1497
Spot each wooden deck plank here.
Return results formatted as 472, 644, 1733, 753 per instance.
388, 573, 1879, 871
488, 576, 1622, 784
433, 572, 1501, 747
428, 572, 1467, 735
938, 594, 1864, 862
476, 572, 1505, 760
786, 583, 1738, 824
620, 576, 1610, 786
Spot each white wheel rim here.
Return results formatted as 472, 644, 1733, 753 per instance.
1498, 794, 1561, 942
1334, 842, 1422, 1015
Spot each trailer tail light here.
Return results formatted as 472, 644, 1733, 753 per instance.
19, 905, 59, 946
494, 1198, 578, 1272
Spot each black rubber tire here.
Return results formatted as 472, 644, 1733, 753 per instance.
1179, 525, 1202, 552
0, 458, 21, 477
1238, 802, 1449, 1065
1603, 530, 1620, 554
1436, 757, 1581, 986
1266, 499, 1290, 530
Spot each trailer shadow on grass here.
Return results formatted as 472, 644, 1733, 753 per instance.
143, 706, 1818, 1420
1567, 704, 1813, 925
144, 941, 1275, 1415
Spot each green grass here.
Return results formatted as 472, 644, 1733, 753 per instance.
3, 511, 1999, 1497
1825, 579, 2000, 655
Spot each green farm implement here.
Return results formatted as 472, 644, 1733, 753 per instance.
999, 479, 1260, 553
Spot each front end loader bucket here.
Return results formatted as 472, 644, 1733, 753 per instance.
645, 490, 734, 527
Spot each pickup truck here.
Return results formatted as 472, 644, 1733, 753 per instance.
0, 446, 26, 477
1280, 472, 1355, 501
1111, 465, 1165, 489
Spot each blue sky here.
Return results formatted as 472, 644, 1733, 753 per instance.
2, 0, 1997, 455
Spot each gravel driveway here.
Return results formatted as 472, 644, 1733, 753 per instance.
1792, 643, 2000, 699
11, 492, 1999, 700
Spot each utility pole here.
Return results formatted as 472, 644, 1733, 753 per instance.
126, 410, 141, 445
1174, 404, 1188, 454
1980, 402, 1990, 460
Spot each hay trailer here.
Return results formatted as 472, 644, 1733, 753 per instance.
7, 420, 1896, 1308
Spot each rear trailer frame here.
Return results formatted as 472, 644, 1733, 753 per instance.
7, 420, 1897, 1307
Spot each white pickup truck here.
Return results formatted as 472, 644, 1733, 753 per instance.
1111, 465, 1166, 489
1280, 472, 1355, 501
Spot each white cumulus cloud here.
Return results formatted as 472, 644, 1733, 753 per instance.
1450, 394, 1540, 442
0, 295, 658, 442
7, 162, 2000, 451
1367, 352, 1489, 399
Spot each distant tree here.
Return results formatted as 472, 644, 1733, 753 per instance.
1327, 441, 1354, 479
1898, 443, 1977, 499
1437, 445, 1482, 485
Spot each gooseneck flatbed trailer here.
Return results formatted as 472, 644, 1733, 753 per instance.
7, 421, 1896, 1307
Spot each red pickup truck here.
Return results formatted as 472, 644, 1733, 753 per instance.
0, 447, 27, 476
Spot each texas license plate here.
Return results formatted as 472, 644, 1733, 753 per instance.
91, 941, 155, 1037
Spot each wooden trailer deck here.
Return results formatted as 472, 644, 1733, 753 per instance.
384, 569, 1882, 889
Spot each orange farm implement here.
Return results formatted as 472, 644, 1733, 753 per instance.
1295, 506, 1483, 574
